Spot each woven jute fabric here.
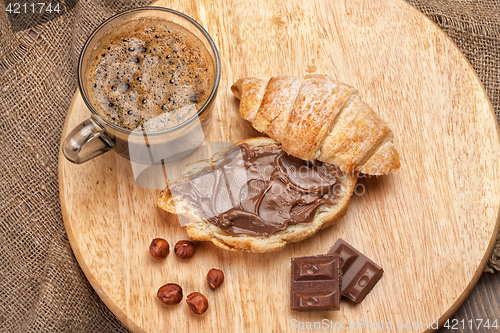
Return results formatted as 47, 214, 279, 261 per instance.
0, 0, 499, 331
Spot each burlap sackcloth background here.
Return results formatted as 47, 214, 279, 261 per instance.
0, 0, 499, 331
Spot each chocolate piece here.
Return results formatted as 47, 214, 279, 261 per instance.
290, 254, 340, 311
328, 238, 383, 303
170, 143, 342, 237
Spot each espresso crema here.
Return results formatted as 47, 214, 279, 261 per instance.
170, 144, 342, 236
85, 17, 216, 131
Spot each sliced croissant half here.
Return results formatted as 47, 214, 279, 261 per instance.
157, 137, 357, 252
231, 74, 401, 175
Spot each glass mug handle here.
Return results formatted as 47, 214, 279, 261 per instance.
62, 118, 114, 164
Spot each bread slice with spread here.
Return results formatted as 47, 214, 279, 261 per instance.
157, 137, 357, 252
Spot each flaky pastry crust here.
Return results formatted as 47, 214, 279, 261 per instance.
231, 75, 401, 175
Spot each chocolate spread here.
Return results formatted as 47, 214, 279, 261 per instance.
170, 144, 342, 236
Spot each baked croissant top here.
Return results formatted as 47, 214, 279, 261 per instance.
231, 74, 401, 175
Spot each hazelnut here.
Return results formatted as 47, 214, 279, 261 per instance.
149, 238, 169, 260
157, 283, 183, 305
207, 268, 224, 290
186, 292, 208, 314
174, 240, 196, 259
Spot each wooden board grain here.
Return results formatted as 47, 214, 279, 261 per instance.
58, 0, 500, 332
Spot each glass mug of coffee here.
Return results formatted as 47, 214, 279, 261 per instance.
62, 7, 220, 164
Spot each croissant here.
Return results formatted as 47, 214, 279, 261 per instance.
231, 74, 401, 175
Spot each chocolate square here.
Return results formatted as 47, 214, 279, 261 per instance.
290, 254, 340, 311
328, 238, 383, 303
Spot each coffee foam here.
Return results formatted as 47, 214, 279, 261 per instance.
85, 17, 215, 131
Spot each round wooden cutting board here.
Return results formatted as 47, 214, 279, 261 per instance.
59, 0, 500, 332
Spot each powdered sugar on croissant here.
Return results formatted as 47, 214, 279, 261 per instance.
231, 74, 401, 175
